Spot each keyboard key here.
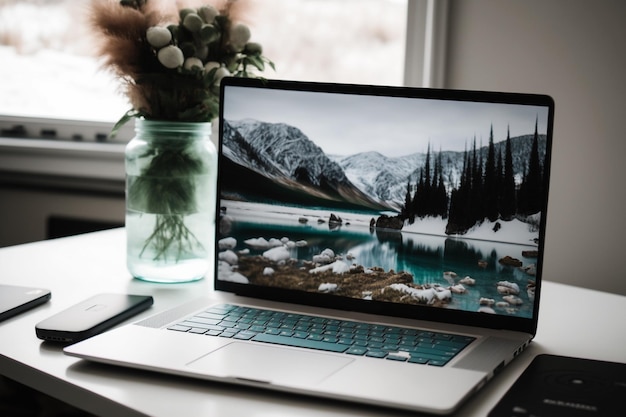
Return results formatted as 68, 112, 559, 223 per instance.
346, 346, 367, 355
168, 324, 191, 332
408, 351, 449, 362
249, 325, 266, 333
179, 320, 216, 330
386, 353, 409, 362
408, 356, 429, 364
412, 345, 456, 358
196, 312, 225, 320
189, 328, 207, 334
233, 331, 256, 340
365, 350, 387, 358
187, 316, 221, 325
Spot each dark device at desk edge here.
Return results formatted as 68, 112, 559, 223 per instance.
489, 354, 626, 417
36, 293, 153, 343
0, 284, 51, 322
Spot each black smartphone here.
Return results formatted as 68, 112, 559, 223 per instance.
35, 293, 153, 343
489, 354, 626, 417
0, 284, 51, 322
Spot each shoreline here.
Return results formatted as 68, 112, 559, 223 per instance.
221, 199, 541, 248
236, 255, 451, 307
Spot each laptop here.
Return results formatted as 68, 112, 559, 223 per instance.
65, 78, 554, 415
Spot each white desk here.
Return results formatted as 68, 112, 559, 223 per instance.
1, 228, 625, 416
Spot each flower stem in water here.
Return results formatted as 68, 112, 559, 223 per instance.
139, 213, 203, 262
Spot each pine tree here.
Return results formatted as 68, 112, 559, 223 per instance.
446, 149, 466, 234
446, 145, 472, 234
403, 177, 414, 223
518, 165, 528, 214
470, 137, 483, 224
501, 126, 517, 220
483, 125, 499, 221
413, 170, 424, 218
519, 117, 543, 215
412, 143, 449, 220
423, 143, 432, 215
435, 150, 448, 218
496, 148, 504, 217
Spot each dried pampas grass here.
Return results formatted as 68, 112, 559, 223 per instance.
89, 0, 166, 112
89, 0, 271, 122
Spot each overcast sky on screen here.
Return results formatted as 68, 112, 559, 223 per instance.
223, 85, 550, 157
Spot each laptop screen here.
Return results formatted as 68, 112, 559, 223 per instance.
216, 78, 554, 332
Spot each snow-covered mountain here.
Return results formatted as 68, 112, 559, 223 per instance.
222, 119, 392, 211
225, 119, 345, 186
330, 151, 424, 209
222, 119, 547, 212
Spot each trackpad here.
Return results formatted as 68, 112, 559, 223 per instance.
188, 342, 353, 386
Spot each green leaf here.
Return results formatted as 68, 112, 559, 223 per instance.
246, 55, 265, 71
110, 109, 141, 139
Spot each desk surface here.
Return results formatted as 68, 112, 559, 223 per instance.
1, 228, 625, 417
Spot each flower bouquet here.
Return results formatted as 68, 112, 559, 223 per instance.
90, 0, 273, 282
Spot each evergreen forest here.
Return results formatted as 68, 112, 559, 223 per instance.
401, 120, 547, 235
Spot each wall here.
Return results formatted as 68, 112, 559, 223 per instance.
0, 138, 126, 247
444, 0, 626, 295
0, 186, 124, 247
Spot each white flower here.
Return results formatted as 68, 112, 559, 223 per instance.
229, 23, 251, 52
146, 26, 172, 48
245, 42, 263, 54
183, 57, 203, 71
213, 67, 230, 85
179, 8, 195, 21
198, 5, 218, 23
199, 24, 219, 44
183, 13, 203, 32
157, 45, 184, 69
204, 61, 221, 72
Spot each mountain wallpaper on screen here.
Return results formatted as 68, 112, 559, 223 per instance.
221, 118, 547, 235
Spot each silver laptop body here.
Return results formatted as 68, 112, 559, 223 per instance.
66, 78, 554, 415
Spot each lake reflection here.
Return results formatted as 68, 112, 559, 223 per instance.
221, 208, 538, 318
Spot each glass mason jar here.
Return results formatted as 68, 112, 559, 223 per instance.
125, 119, 217, 283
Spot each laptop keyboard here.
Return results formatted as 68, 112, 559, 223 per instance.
168, 304, 475, 367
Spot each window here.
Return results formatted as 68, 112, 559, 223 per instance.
0, 0, 429, 125
251, 0, 407, 86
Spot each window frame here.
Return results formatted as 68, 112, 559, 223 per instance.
404, 0, 449, 88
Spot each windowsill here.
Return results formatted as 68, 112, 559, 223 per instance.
0, 137, 125, 192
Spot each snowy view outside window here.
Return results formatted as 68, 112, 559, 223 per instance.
0, 0, 407, 122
